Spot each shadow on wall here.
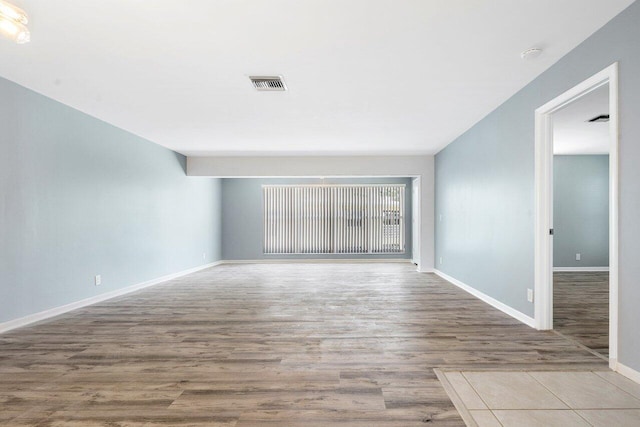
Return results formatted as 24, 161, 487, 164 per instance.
172, 151, 187, 174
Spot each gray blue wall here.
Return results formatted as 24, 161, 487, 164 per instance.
435, 1, 640, 371
0, 76, 221, 324
554, 155, 609, 268
435, 104, 534, 316
222, 177, 412, 260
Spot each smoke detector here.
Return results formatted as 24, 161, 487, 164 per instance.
521, 48, 543, 60
249, 76, 287, 91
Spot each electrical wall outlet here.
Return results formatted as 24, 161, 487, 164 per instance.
527, 288, 534, 303
439, 257, 443, 265
203, 253, 206, 261
95, 275, 101, 286
576, 253, 581, 261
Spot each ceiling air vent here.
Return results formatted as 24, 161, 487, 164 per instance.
249, 76, 287, 91
587, 114, 610, 123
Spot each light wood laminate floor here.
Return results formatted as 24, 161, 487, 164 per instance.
0, 263, 606, 426
554, 272, 609, 357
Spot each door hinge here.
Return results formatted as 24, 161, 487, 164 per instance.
549, 228, 554, 235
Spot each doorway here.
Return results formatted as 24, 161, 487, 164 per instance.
551, 84, 610, 358
534, 64, 619, 367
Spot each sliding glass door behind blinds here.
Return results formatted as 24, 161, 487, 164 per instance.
263, 184, 405, 254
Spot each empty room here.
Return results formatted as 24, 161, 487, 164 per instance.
1, 1, 640, 426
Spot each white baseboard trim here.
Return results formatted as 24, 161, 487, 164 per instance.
418, 268, 434, 273
434, 270, 536, 328
553, 267, 610, 272
613, 361, 640, 384
0, 261, 224, 334
221, 259, 412, 264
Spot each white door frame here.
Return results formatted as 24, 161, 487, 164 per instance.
534, 63, 619, 368
412, 177, 421, 269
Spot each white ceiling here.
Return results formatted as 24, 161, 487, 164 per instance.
0, 1, 633, 156
553, 84, 610, 155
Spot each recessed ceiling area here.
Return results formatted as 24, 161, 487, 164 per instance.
553, 84, 610, 155
0, 0, 633, 156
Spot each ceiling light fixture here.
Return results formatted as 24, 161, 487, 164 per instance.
0, 0, 30, 44
520, 48, 542, 60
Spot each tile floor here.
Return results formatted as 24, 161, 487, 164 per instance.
440, 370, 640, 427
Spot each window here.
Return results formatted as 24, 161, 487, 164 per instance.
263, 184, 405, 254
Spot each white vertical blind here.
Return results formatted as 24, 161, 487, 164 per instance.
263, 184, 405, 254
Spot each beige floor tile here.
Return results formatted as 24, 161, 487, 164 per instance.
445, 372, 487, 410
577, 409, 640, 427
594, 371, 640, 400
493, 410, 590, 427
530, 372, 640, 409
469, 410, 501, 427
463, 372, 568, 410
